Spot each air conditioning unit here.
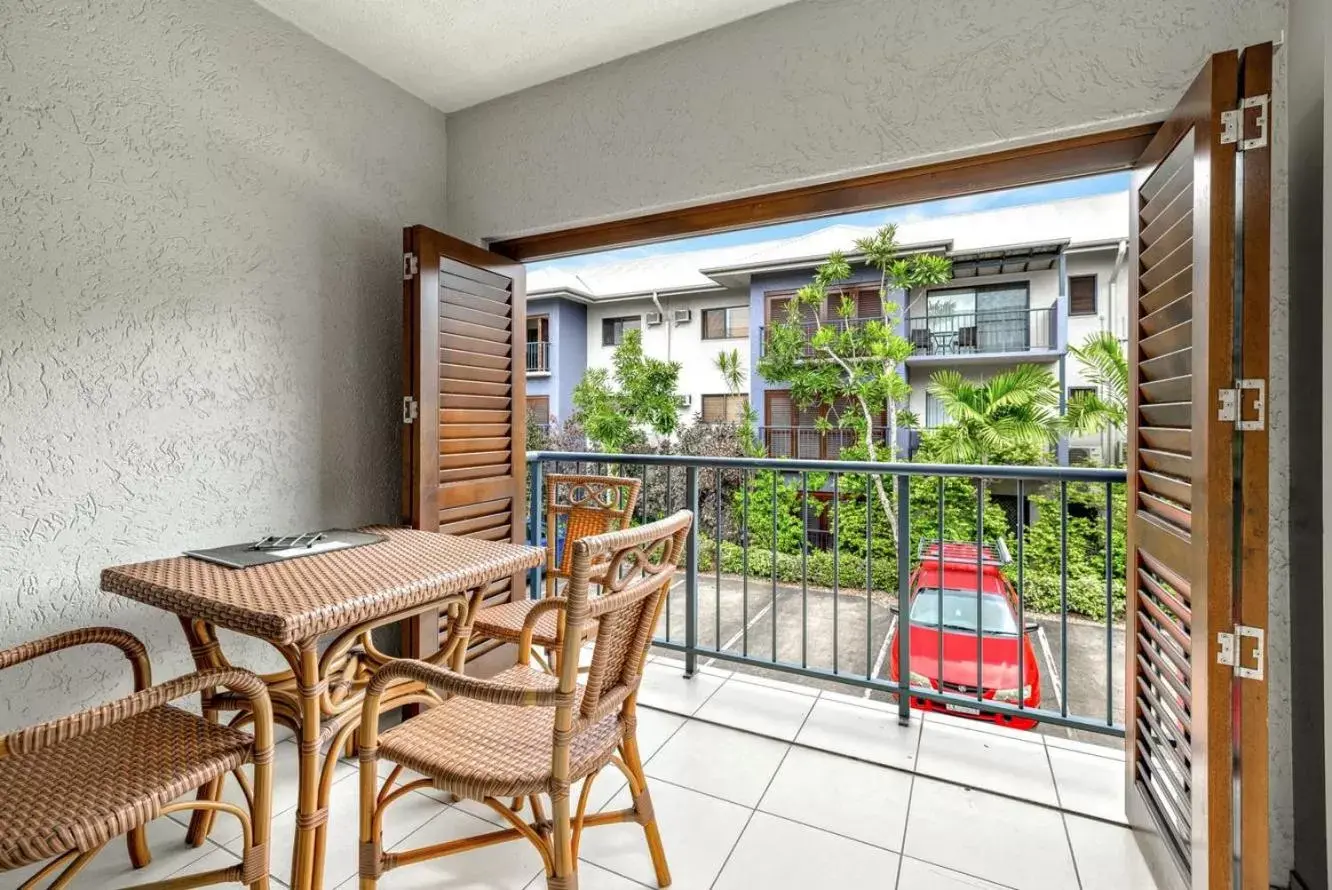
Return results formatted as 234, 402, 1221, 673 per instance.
678, 394, 693, 408
1068, 446, 1102, 466
645, 311, 663, 326
673, 309, 692, 324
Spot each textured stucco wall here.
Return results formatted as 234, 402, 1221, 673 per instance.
446, 0, 1285, 243
0, 0, 448, 728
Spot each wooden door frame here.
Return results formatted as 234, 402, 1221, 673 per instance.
489, 124, 1159, 262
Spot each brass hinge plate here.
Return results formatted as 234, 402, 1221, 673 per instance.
1217, 625, 1265, 680
1220, 94, 1269, 150
1217, 379, 1265, 430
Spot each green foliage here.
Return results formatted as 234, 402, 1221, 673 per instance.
732, 470, 827, 554
571, 330, 683, 452
699, 538, 897, 592
1065, 331, 1129, 442
926, 364, 1063, 464
1014, 482, 1127, 619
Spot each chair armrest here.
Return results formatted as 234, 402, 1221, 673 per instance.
365, 658, 562, 708
518, 599, 570, 666
0, 668, 272, 760
0, 627, 151, 691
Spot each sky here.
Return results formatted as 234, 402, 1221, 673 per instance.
529, 171, 1131, 273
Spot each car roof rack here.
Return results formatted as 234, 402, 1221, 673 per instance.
917, 539, 1012, 566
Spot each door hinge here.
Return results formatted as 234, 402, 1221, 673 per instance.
1217, 378, 1265, 430
1216, 625, 1265, 680
401, 396, 419, 424
1219, 94, 1269, 150
403, 252, 419, 281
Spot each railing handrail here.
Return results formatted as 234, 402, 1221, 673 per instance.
908, 306, 1054, 321
527, 450, 1125, 482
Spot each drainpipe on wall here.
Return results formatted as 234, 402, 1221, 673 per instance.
1107, 239, 1129, 461
651, 291, 671, 361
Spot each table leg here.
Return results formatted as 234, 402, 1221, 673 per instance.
291, 641, 325, 890
181, 619, 225, 846
448, 586, 489, 673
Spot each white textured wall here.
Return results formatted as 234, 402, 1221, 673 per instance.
446, 0, 1285, 243
0, 0, 448, 728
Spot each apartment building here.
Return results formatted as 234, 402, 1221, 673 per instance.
525, 192, 1130, 464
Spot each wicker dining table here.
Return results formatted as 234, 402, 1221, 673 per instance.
100, 526, 544, 890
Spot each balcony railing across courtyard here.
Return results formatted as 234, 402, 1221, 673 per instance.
526, 450, 1127, 739
525, 340, 550, 372
762, 425, 891, 461
906, 306, 1057, 356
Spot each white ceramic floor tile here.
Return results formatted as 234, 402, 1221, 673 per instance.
794, 698, 922, 769
904, 777, 1078, 890
336, 808, 545, 889
165, 846, 245, 881
914, 719, 1058, 805
819, 689, 900, 714
694, 680, 816, 741
1064, 814, 1161, 890
652, 654, 733, 680
0, 816, 219, 890
632, 706, 688, 759
1043, 732, 1127, 761
713, 812, 900, 890
726, 670, 821, 698
636, 662, 726, 717
644, 720, 789, 807
924, 709, 1048, 746
579, 780, 750, 889
1047, 746, 1128, 823
758, 746, 913, 851
524, 861, 650, 889
232, 769, 446, 888
894, 856, 1010, 889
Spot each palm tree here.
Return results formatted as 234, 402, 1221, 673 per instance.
926, 364, 1062, 464
1064, 331, 1128, 435
714, 349, 746, 396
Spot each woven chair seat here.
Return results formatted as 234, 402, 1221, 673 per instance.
0, 705, 253, 870
378, 665, 624, 800
471, 599, 600, 647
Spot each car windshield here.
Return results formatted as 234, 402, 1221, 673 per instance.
909, 588, 1019, 635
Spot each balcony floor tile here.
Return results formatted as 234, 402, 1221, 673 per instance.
1047, 745, 1128, 823
894, 855, 1011, 889
712, 811, 901, 890
635, 660, 727, 716
694, 678, 817, 741
644, 719, 789, 807
914, 719, 1059, 806
794, 698, 922, 770
1064, 813, 1159, 890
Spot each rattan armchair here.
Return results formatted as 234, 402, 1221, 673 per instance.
358, 509, 693, 890
471, 473, 642, 672
0, 627, 274, 889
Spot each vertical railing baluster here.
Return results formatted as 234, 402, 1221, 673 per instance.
665, 463, 672, 643
832, 473, 840, 675
742, 469, 750, 657
715, 465, 722, 652
801, 472, 809, 669
1017, 478, 1026, 718
865, 476, 873, 681
684, 465, 699, 678
771, 468, 779, 662
896, 473, 911, 725
937, 477, 945, 701
975, 477, 984, 704
1105, 481, 1114, 726
1060, 480, 1070, 719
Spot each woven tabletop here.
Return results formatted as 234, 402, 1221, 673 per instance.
100, 527, 544, 645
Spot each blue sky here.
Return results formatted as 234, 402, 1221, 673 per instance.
530, 171, 1130, 272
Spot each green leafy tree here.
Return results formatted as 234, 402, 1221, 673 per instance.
572, 329, 682, 452
925, 364, 1062, 465
734, 470, 827, 555
757, 224, 952, 546
1064, 331, 1129, 439
713, 348, 764, 458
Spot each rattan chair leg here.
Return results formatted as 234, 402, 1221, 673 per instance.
43, 844, 104, 890
547, 793, 576, 890
127, 824, 152, 869
185, 756, 223, 846
621, 732, 671, 888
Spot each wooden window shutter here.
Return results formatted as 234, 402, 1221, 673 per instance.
401, 225, 527, 668
1124, 43, 1271, 890
701, 394, 725, 423
856, 287, 881, 319
1069, 275, 1098, 314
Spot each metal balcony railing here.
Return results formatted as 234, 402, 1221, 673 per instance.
526, 450, 1127, 737
762, 426, 890, 461
758, 316, 882, 358
906, 306, 1057, 356
526, 341, 550, 372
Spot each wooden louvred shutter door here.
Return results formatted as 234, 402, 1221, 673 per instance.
401, 225, 527, 665
1125, 44, 1270, 890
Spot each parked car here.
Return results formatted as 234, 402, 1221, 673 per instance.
888, 541, 1042, 730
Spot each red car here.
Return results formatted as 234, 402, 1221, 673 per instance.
888, 541, 1042, 730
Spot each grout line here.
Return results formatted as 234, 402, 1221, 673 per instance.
1043, 739, 1086, 890
897, 855, 1026, 890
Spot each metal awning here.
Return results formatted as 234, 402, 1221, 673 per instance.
946, 240, 1069, 279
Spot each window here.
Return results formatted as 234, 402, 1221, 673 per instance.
1068, 385, 1097, 401
526, 396, 550, 425
1068, 275, 1097, 315
924, 393, 947, 428
701, 393, 748, 423
910, 589, 1019, 635
602, 315, 640, 347
702, 306, 749, 339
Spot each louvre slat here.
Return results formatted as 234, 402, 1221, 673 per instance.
1140, 266, 1193, 315
440, 270, 512, 303
440, 286, 511, 318
1140, 448, 1193, 481
1139, 427, 1192, 454
1140, 374, 1191, 405
440, 498, 510, 523
1141, 492, 1193, 532
1140, 551, 1193, 613
441, 393, 511, 410
1138, 672, 1194, 745
1137, 642, 1190, 707
1140, 587, 1192, 651
1141, 320, 1192, 360
1139, 402, 1191, 428
1136, 715, 1193, 797
440, 436, 511, 454
440, 511, 513, 537
1140, 238, 1193, 294
1140, 471, 1192, 507
1139, 607, 1192, 680
1136, 511, 1192, 577
440, 464, 513, 484
440, 301, 511, 332
1140, 169, 1192, 232
442, 363, 510, 384
441, 316, 512, 344
1140, 295, 1192, 338
1140, 346, 1191, 382
439, 476, 513, 506
441, 348, 511, 372
1135, 725, 1193, 812
1140, 140, 1191, 204
441, 408, 510, 424
439, 450, 510, 471
441, 332, 510, 358
440, 423, 511, 439
440, 257, 510, 290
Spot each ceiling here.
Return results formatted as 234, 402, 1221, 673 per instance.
254, 0, 801, 112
